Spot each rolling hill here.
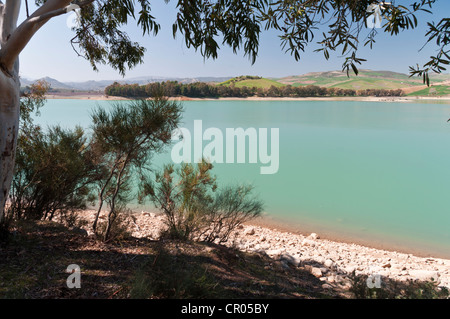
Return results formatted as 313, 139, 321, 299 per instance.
20, 76, 234, 92
279, 70, 409, 88
21, 70, 450, 96
218, 76, 284, 88
216, 71, 450, 96
274, 70, 450, 93
406, 85, 450, 96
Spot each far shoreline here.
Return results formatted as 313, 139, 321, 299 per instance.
45, 92, 450, 103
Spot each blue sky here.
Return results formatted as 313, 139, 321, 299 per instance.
18, 1, 450, 82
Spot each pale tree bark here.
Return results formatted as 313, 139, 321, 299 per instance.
0, 0, 22, 222
0, 0, 90, 222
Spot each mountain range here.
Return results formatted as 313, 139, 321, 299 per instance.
19, 76, 234, 91
20, 70, 450, 93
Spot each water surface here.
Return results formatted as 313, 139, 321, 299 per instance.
34, 99, 450, 258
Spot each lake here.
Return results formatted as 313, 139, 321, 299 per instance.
34, 99, 450, 258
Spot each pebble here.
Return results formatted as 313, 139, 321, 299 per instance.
78, 210, 450, 290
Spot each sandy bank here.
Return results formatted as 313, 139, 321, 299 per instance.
184, 96, 450, 103
45, 93, 450, 103
45, 93, 128, 101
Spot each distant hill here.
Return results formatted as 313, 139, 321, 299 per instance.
406, 85, 450, 96
20, 70, 449, 96
218, 75, 284, 89
218, 71, 450, 94
20, 76, 234, 92
20, 76, 74, 90
275, 70, 450, 92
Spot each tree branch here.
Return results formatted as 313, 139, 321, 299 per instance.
0, 0, 94, 73
0, 4, 4, 44
1, 0, 21, 45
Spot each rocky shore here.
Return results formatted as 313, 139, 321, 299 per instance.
232, 224, 450, 291
80, 210, 450, 291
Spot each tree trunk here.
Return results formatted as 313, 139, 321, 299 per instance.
104, 161, 128, 242
92, 166, 116, 232
0, 0, 74, 222
0, 70, 20, 222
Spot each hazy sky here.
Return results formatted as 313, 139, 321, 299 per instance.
18, 1, 450, 82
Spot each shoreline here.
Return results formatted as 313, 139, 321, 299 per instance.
239, 217, 450, 290
78, 209, 450, 289
248, 214, 450, 260
45, 93, 450, 103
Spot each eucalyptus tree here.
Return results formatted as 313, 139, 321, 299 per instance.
0, 0, 161, 222
0, 0, 448, 221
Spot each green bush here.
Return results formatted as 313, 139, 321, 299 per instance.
95, 206, 135, 242
7, 125, 98, 221
141, 160, 263, 243
90, 96, 182, 241
130, 244, 220, 299
349, 271, 450, 299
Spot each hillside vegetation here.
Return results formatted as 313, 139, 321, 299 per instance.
275, 70, 450, 92
103, 71, 448, 98
218, 75, 284, 88
406, 85, 450, 97
215, 71, 449, 96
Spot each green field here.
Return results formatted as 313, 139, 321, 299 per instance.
275, 70, 449, 90
407, 85, 450, 96
217, 71, 450, 95
218, 76, 285, 88
328, 78, 413, 90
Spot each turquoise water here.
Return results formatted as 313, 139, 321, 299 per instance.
34, 99, 450, 258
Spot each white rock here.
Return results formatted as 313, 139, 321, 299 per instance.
324, 259, 335, 269
266, 249, 283, 257
245, 228, 256, 235
311, 267, 323, 278
308, 233, 319, 240
301, 239, 316, 247
315, 256, 326, 264
408, 270, 440, 283
345, 265, 357, 274
327, 276, 336, 283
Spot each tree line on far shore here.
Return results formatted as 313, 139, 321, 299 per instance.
105, 81, 404, 99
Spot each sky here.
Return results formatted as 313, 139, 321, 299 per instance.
17, 1, 450, 82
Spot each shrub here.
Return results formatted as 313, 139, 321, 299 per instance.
199, 184, 263, 243
130, 244, 220, 298
95, 206, 134, 242
141, 160, 264, 243
7, 125, 98, 222
90, 96, 182, 241
348, 271, 450, 299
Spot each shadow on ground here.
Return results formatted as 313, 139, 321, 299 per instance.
0, 220, 447, 299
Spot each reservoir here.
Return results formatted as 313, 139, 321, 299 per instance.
35, 99, 450, 258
